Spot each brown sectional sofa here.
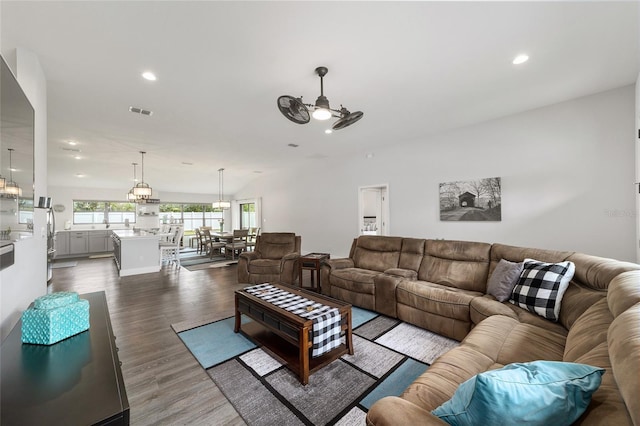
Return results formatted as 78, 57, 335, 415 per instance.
319, 236, 640, 425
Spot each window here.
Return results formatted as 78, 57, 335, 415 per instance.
18, 197, 33, 225
159, 203, 223, 231
73, 201, 136, 225
239, 202, 256, 229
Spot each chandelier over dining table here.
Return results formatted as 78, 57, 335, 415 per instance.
212, 168, 230, 209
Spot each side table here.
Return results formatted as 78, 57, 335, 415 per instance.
298, 252, 330, 292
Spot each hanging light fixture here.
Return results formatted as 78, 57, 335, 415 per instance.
0, 173, 5, 190
126, 162, 138, 201
132, 151, 152, 200
212, 168, 231, 209
2, 149, 22, 197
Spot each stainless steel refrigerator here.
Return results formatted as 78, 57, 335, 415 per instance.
39, 197, 55, 282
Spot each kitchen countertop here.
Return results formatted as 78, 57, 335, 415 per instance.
112, 229, 165, 239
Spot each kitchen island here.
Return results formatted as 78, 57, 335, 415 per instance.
111, 229, 164, 277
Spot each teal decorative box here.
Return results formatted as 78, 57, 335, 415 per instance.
21, 292, 90, 345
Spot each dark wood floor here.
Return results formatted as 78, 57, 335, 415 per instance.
50, 257, 250, 425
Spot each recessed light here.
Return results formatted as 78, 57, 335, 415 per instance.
75, 173, 85, 178
142, 71, 157, 81
68, 141, 77, 146
253, 171, 263, 174
74, 155, 81, 160
365, 153, 375, 159
512, 54, 529, 65
325, 129, 333, 134
181, 162, 194, 166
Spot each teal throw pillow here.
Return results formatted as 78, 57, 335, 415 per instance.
431, 361, 604, 426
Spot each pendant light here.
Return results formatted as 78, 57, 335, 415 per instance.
126, 162, 138, 201
3, 149, 22, 197
212, 168, 231, 209
133, 151, 152, 200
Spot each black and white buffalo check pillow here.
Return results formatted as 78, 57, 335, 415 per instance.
510, 258, 575, 322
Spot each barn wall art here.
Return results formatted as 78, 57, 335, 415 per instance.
439, 177, 501, 221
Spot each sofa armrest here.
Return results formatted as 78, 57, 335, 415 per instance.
280, 252, 300, 285
324, 258, 354, 270
237, 252, 257, 283
384, 268, 418, 280
374, 273, 405, 318
366, 396, 448, 426
281, 252, 299, 261
320, 258, 354, 296
239, 251, 259, 262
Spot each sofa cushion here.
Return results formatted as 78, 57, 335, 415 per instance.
488, 243, 573, 277
607, 304, 640, 426
397, 281, 480, 322
571, 342, 634, 425
431, 361, 604, 426
256, 232, 298, 259
330, 268, 378, 294
486, 259, 523, 302
563, 298, 611, 362
567, 252, 640, 291
352, 236, 403, 272
398, 238, 426, 272
419, 240, 491, 292
510, 259, 575, 321
248, 258, 281, 275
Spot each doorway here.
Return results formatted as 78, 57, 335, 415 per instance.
358, 184, 389, 236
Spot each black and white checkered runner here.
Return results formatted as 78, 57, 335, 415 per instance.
245, 283, 342, 357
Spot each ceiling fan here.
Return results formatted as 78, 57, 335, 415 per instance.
277, 66, 364, 131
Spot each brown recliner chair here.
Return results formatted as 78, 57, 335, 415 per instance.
237, 232, 301, 285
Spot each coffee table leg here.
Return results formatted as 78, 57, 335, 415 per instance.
299, 325, 310, 385
234, 295, 241, 333
346, 310, 354, 355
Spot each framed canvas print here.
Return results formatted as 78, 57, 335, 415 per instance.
439, 177, 501, 221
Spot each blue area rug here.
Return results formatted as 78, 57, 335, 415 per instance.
177, 316, 255, 369
174, 306, 459, 425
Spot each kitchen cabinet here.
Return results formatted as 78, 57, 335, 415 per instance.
112, 230, 162, 276
88, 230, 112, 253
69, 231, 89, 255
54, 232, 70, 257
56, 230, 116, 258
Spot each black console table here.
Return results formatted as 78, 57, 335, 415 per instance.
1, 291, 129, 425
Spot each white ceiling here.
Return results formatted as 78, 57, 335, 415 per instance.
1, 1, 638, 196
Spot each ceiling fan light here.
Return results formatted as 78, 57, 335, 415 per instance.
312, 95, 332, 120
312, 108, 332, 121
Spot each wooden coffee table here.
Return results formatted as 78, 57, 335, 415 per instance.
234, 283, 353, 385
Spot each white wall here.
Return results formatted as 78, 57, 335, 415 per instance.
237, 85, 637, 261
1, 48, 48, 341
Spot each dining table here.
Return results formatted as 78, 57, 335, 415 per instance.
210, 231, 235, 242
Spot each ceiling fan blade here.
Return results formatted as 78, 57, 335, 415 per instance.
332, 111, 363, 130
277, 95, 310, 124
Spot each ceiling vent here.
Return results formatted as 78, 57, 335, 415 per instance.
129, 106, 153, 116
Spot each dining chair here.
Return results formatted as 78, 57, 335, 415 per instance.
202, 229, 225, 258
194, 228, 207, 254
245, 227, 261, 252
159, 226, 184, 268
225, 229, 249, 260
